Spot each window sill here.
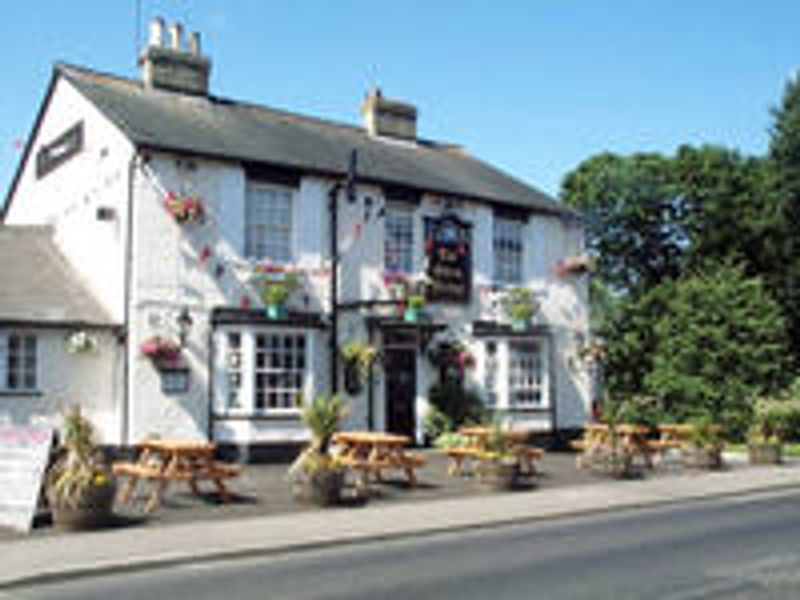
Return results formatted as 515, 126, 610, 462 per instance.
214, 412, 302, 422
0, 389, 44, 398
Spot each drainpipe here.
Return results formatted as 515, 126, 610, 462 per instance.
121, 149, 140, 446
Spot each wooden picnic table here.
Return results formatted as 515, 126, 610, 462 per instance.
443, 426, 543, 477
332, 431, 426, 490
572, 423, 655, 469
113, 440, 241, 513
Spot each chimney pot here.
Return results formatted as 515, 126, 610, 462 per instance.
188, 31, 202, 55
169, 22, 184, 50
148, 17, 165, 47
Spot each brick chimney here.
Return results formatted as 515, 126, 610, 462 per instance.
361, 88, 418, 141
139, 18, 211, 96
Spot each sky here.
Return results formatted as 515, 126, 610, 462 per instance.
1, 1, 798, 207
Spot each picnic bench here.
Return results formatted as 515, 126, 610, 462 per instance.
113, 440, 241, 513
332, 431, 426, 491
443, 426, 544, 478
572, 424, 656, 470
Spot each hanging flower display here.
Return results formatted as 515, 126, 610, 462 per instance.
554, 255, 594, 277
66, 330, 99, 355
164, 192, 205, 224
140, 335, 181, 363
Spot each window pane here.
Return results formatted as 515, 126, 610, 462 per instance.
250, 331, 307, 413
493, 217, 524, 284
508, 341, 545, 408
385, 207, 414, 273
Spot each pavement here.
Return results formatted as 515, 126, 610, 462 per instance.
1, 453, 798, 590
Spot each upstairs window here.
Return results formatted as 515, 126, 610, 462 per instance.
493, 216, 524, 284
245, 183, 293, 262
384, 205, 414, 273
0, 333, 37, 392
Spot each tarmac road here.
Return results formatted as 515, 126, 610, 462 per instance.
12, 489, 800, 600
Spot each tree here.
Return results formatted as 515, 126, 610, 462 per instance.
561, 152, 688, 297
644, 265, 790, 437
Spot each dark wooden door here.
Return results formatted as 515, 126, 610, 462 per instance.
384, 349, 417, 439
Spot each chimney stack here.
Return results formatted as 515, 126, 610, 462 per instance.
140, 18, 211, 96
361, 89, 418, 141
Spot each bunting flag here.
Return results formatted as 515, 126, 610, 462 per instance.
240, 296, 251, 309
353, 223, 362, 238
199, 245, 213, 263
13, 139, 24, 151
214, 263, 225, 279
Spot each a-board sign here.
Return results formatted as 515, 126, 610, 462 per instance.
0, 425, 53, 533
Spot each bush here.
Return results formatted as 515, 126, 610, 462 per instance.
427, 381, 487, 433
423, 405, 453, 442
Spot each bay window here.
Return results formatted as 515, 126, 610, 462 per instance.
478, 338, 548, 410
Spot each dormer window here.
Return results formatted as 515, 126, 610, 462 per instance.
245, 182, 293, 262
35, 121, 84, 179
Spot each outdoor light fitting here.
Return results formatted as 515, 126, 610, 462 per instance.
177, 306, 193, 347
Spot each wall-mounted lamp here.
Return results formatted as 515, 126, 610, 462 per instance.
177, 306, 194, 347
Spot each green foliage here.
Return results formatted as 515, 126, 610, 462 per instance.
503, 287, 538, 322
643, 265, 790, 438
48, 405, 112, 509
432, 431, 468, 450
340, 340, 377, 379
424, 404, 453, 442
261, 273, 300, 306
604, 395, 666, 428
427, 381, 487, 432
299, 394, 346, 454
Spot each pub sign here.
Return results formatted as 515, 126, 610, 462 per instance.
424, 214, 472, 303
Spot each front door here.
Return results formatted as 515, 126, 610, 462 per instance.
384, 348, 417, 439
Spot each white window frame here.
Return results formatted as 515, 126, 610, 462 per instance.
215, 326, 313, 417
493, 216, 525, 285
244, 182, 294, 263
477, 337, 549, 410
0, 331, 38, 393
508, 340, 548, 409
384, 204, 415, 274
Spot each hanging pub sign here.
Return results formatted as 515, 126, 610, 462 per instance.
424, 214, 472, 303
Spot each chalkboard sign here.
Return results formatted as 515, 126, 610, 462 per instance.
424, 215, 472, 303
0, 426, 53, 533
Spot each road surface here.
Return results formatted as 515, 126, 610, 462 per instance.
11, 489, 800, 599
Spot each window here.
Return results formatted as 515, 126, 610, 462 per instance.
220, 329, 310, 415
385, 205, 414, 273
0, 333, 37, 392
483, 342, 498, 408
493, 217, 524, 284
161, 368, 190, 394
245, 183, 293, 262
508, 341, 545, 408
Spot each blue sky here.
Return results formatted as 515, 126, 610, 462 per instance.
1, 1, 797, 207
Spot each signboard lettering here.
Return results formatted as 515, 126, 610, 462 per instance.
424, 215, 472, 303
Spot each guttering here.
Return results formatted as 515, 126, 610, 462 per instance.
121, 149, 140, 446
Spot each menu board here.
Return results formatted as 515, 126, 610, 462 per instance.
424, 215, 472, 303
0, 426, 53, 533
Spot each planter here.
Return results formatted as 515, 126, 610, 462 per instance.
292, 469, 346, 506
748, 442, 783, 465
48, 482, 117, 531
585, 446, 639, 479
682, 447, 723, 470
404, 308, 420, 323
511, 318, 528, 332
266, 303, 287, 320
477, 459, 521, 491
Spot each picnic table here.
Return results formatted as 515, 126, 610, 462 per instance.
443, 426, 543, 477
332, 431, 426, 491
571, 423, 655, 469
113, 440, 241, 513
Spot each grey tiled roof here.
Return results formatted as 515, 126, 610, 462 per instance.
60, 64, 573, 217
0, 226, 115, 326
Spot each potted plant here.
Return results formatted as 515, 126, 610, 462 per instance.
503, 287, 538, 331
747, 398, 787, 465
403, 293, 426, 323
554, 255, 593, 277
261, 273, 299, 320
287, 394, 348, 506
66, 330, 99, 355
683, 417, 724, 469
476, 420, 522, 491
164, 192, 205, 224
46, 405, 116, 530
340, 340, 378, 395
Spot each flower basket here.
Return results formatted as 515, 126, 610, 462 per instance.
140, 335, 181, 364
554, 255, 593, 277
164, 192, 205, 225
66, 330, 99, 355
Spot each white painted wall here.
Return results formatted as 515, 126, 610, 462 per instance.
0, 328, 123, 444
5, 77, 134, 323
